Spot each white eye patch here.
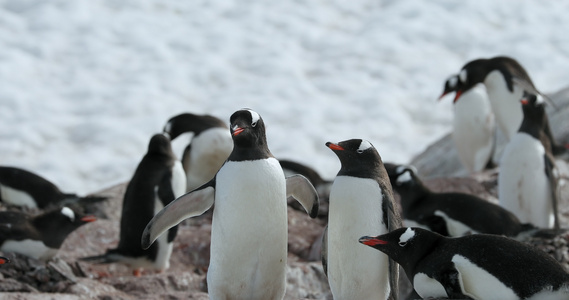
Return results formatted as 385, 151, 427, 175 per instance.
248, 110, 260, 126
459, 69, 468, 83
357, 140, 373, 153
61, 207, 75, 222
396, 170, 412, 184
399, 228, 415, 245
536, 94, 545, 104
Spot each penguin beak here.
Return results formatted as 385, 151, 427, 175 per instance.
0, 257, 9, 264
359, 236, 388, 246
326, 142, 344, 151
232, 125, 244, 136
453, 90, 463, 103
81, 215, 97, 223
438, 91, 448, 101
520, 99, 529, 105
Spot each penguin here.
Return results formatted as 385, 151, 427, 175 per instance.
0, 166, 107, 209
0, 206, 96, 261
279, 159, 332, 199
81, 133, 186, 275
454, 56, 567, 155
141, 109, 319, 299
384, 163, 543, 239
439, 75, 496, 172
163, 113, 233, 192
0, 256, 9, 264
499, 92, 560, 229
322, 139, 401, 300
359, 227, 569, 300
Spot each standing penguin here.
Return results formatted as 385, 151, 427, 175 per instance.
163, 113, 233, 192
439, 75, 496, 172
360, 227, 569, 300
0, 166, 107, 209
0, 206, 96, 261
453, 56, 566, 155
323, 139, 401, 300
81, 133, 186, 274
384, 163, 540, 238
499, 92, 560, 229
142, 109, 319, 300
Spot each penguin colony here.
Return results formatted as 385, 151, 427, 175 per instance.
0, 55, 568, 300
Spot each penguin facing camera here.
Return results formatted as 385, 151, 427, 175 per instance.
81, 133, 186, 275
0, 206, 96, 261
323, 139, 401, 300
360, 227, 569, 300
142, 109, 319, 299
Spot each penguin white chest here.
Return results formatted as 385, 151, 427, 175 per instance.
327, 176, 391, 299
1, 239, 58, 261
484, 70, 523, 141
207, 158, 287, 299
499, 133, 553, 228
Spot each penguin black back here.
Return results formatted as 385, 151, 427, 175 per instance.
164, 113, 227, 140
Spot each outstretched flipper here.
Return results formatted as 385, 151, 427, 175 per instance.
141, 179, 215, 249
286, 174, 319, 218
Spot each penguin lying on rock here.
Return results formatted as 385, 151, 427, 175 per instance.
0, 206, 96, 261
81, 133, 186, 276
0, 166, 107, 210
384, 163, 559, 239
360, 227, 569, 300
142, 109, 319, 299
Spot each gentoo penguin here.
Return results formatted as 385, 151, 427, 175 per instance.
0, 206, 96, 261
499, 92, 560, 229
323, 139, 401, 300
279, 159, 332, 199
454, 56, 567, 155
439, 75, 496, 172
142, 109, 319, 299
0, 256, 9, 264
163, 113, 233, 192
384, 163, 539, 238
81, 133, 186, 274
360, 227, 569, 300
0, 166, 107, 209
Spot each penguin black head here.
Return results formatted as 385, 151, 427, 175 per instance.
454, 58, 491, 102
229, 109, 266, 148
359, 227, 440, 271
34, 206, 97, 246
384, 164, 419, 190
0, 256, 10, 265
147, 133, 174, 156
163, 113, 227, 140
438, 75, 461, 102
326, 139, 383, 178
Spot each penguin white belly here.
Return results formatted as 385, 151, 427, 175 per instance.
434, 210, 478, 237
484, 70, 523, 141
327, 176, 391, 300
452, 84, 496, 173
207, 158, 287, 300
452, 254, 518, 300
413, 272, 448, 299
1, 239, 57, 261
152, 197, 173, 271
185, 128, 233, 191
0, 184, 38, 208
171, 161, 187, 197
499, 134, 553, 228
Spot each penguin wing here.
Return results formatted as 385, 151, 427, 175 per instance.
286, 174, 319, 218
321, 225, 328, 277
437, 262, 470, 299
141, 179, 215, 250
382, 191, 401, 300
544, 154, 560, 229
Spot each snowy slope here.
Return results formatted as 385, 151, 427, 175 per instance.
1, 0, 568, 194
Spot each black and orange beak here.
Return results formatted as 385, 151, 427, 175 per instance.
232, 127, 244, 136
0, 256, 10, 264
326, 142, 344, 151
453, 90, 463, 103
359, 236, 388, 246
81, 215, 97, 223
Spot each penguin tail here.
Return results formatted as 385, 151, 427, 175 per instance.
79, 254, 117, 264
516, 224, 567, 240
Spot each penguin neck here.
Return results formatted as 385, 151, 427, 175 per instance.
228, 143, 273, 162
519, 109, 546, 142
337, 159, 382, 179
396, 181, 430, 214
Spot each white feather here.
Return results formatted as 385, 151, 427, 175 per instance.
452, 254, 518, 299
1, 239, 58, 261
484, 70, 524, 141
0, 184, 37, 209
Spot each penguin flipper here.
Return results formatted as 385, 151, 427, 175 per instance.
141, 180, 215, 249
286, 174, 319, 218
79, 253, 118, 264
321, 225, 328, 277
544, 154, 560, 229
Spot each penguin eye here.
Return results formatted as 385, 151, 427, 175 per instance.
251, 121, 257, 127
356, 149, 364, 154
398, 241, 407, 247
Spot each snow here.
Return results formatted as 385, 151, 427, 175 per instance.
1, 0, 569, 195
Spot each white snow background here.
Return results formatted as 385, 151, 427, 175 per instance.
1, 0, 568, 195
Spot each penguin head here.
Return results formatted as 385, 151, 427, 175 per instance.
147, 133, 174, 157
0, 256, 10, 265
384, 164, 419, 190
455, 58, 490, 102
164, 113, 227, 140
438, 75, 461, 102
229, 109, 266, 148
520, 91, 547, 128
34, 206, 97, 246
326, 139, 383, 177
359, 227, 440, 270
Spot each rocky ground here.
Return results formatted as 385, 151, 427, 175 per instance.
2, 87, 569, 299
